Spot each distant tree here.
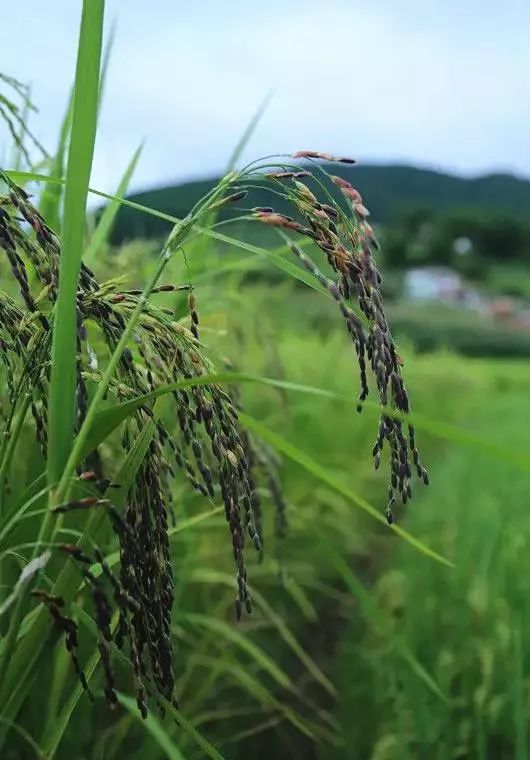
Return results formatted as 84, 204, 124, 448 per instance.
383, 206, 530, 274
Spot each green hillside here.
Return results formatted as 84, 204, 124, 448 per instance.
108, 164, 530, 243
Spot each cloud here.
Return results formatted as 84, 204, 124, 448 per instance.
3, 0, 530, 196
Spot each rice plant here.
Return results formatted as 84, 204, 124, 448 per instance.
0, 2, 436, 756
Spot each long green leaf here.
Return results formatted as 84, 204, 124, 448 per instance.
116, 692, 186, 760
177, 613, 291, 690
188, 569, 336, 697
0, 12, 106, 742
0, 717, 43, 758
84, 142, 143, 263
226, 93, 271, 172
82, 372, 339, 460
58, 370, 452, 569
47, 0, 105, 487
98, 20, 115, 110
237, 413, 453, 568
70, 368, 530, 475
38, 92, 73, 232
200, 94, 272, 238
182, 653, 317, 741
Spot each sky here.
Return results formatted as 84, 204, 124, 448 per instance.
3, 0, 530, 196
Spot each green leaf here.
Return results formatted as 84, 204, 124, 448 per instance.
80, 372, 339, 462
237, 413, 454, 568
0, 717, 44, 758
98, 20, 116, 109
84, 142, 143, 263
73, 367, 530, 479
116, 692, 186, 760
282, 576, 318, 622
38, 91, 73, 232
185, 654, 319, 741
225, 93, 271, 172
75, 371, 444, 567
177, 612, 291, 690
0, 485, 51, 551
47, 0, 105, 486
201, 93, 271, 236
204, 227, 329, 296
188, 569, 336, 697
0, 551, 51, 617
0, 7, 106, 731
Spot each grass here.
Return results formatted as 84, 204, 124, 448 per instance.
338, 382, 530, 758
2, 4, 530, 760
47, 0, 104, 487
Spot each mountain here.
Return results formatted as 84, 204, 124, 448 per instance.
108, 164, 530, 244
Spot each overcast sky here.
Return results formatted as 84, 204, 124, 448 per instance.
3, 1, 530, 195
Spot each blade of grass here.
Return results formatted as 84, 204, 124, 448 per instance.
0, 485, 51, 551
0, 9, 106, 740
66, 363, 530, 479
47, 0, 104, 489
72, 373, 454, 568
226, 93, 271, 172
176, 613, 291, 690
186, 653, 320, 741
84, 142, 143, 264
0, 0, 105, 738
11, 85, 33, 172
81, 372, 338, 458
116, 692, 186, 760
38, 93, 73, 232
200, 93, 271, 240
0, 392, 31, 510
188, 569, 336, 697
37, 7, 111, 232
513, 618, 527, 760
98, 20, 115, 110
237, 413, 453, 568
41, 642, 72, 749
0, 717, 43, 758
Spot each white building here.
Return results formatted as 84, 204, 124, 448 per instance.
404, 267, 464, 302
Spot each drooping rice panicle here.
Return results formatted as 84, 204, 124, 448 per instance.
0, 151, 428, 717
